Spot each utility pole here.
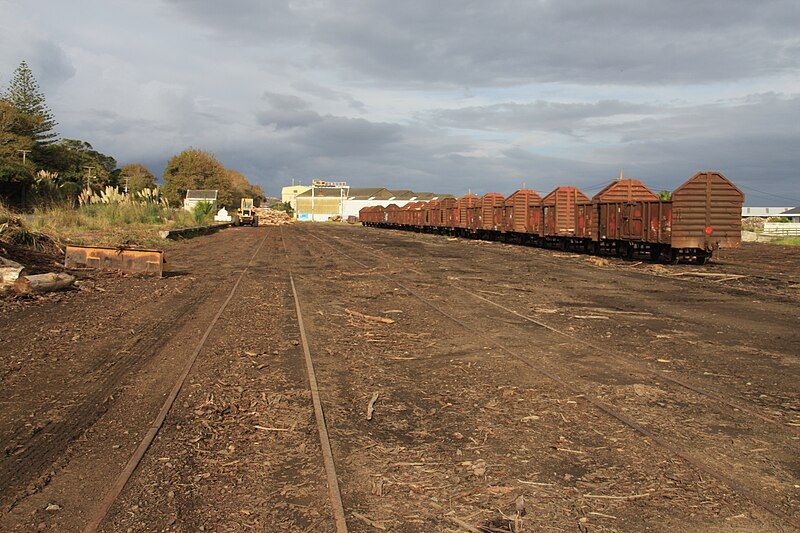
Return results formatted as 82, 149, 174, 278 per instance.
17, 149, 31, 165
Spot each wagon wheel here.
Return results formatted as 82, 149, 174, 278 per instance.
667, 249, 680, 265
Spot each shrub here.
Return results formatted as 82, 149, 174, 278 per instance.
192, 201, 215, 225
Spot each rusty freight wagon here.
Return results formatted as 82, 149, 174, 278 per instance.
589, 172, 743, 262
456, 194, 479, 230
479, 193, 505, 233
591, 178, 660, 255
360, 170, 742, 264
503, 189, 542, 237
542, 186, 590, 239
440, 197, 457, 228
425, 199, 441, 228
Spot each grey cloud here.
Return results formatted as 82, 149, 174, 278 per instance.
0, 37, 75, 91
430, 100, 656, 135
261, 91, 310, 110
287, 116, 403, 157
256, 91, 323, 129
291, 79, 366, 111
256, 108, 323, 129
172, 0, 800, 86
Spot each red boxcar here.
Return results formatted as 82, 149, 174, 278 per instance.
592, 179, 659, 241
456, 193, 479, 229
542, 186, 590, 236
503, 189, 542, 234
384, 203, 401, 225
480, 193, 505, 231
426, 199, 441, 227
671, 171, 743, 251
440, 197, 457, 228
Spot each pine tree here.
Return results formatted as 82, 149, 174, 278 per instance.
2, 61, 58, 144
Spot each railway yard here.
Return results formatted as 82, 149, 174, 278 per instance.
1, 223, 799, 532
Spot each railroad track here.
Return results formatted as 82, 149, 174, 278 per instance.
280, 227, 349, 533
334, 226, 800, 424
294, 224, 800, 530
82, 229, 272, 532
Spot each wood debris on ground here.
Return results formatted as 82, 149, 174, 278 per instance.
253, 208, 293, 226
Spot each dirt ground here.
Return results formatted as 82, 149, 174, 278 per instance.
0, 224, 798, 532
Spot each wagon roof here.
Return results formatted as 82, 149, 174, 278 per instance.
504, 188, 542, 204
672, 171, 744, 199
592, 179, 658, 202
542, 186, 590, 204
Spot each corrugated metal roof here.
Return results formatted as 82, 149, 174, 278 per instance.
348, 187, 392, 200
296, 187, 348, 198
387, 190, 417, 200
780, 206, 800, 215
185, 190, 218, 200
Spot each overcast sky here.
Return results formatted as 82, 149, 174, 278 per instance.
1, 0, 798, 203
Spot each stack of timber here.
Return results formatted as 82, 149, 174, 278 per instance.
254, 208, 293, 226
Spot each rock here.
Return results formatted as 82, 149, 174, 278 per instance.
45, 503, 62, 512
472, 459, 487, 477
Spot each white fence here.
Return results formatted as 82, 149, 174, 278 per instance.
763, 222, 800, 236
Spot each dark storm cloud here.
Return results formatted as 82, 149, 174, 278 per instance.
588, 93, 800, 194
170, 0, 800, 86
4, 1, 797, 203
256, 92, 323, 129
0, 36, 75, 91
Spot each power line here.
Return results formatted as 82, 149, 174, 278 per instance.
737, 184, 800, 205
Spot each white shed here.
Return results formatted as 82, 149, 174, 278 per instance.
183, 189, 218, 211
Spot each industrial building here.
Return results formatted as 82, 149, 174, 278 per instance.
293, 180, 452, 221
281, 184, 311, 211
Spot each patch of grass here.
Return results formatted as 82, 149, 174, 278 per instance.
772, 236, 800, 247
18, 202, 216, 248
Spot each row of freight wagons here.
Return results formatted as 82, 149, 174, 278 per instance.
359, 171, 744, 263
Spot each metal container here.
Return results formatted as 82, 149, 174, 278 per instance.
456, 194, 479, 229
542, 186, 590, 236
480, 193, 505, 230
671, 171, 743, 250
593, 179, 659, 241
503, 189, 542, 234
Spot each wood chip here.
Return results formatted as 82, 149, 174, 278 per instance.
345, 308, 395, 324
584, 492, 652, 500
367, 392, 379, 421
446, 515, 482, 533
352, 511, 386, 530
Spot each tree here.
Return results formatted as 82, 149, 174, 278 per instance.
0, 100, 39, 203
0, 100, 38, 161
33, 139, 117, 188
226, 168, 265, 207
658, 190, 672, 201
162, 148, 234, 206
119, 163, 156, 193
1, 61, 58, 144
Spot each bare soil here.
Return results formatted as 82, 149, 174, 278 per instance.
0, 224, 797, 532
